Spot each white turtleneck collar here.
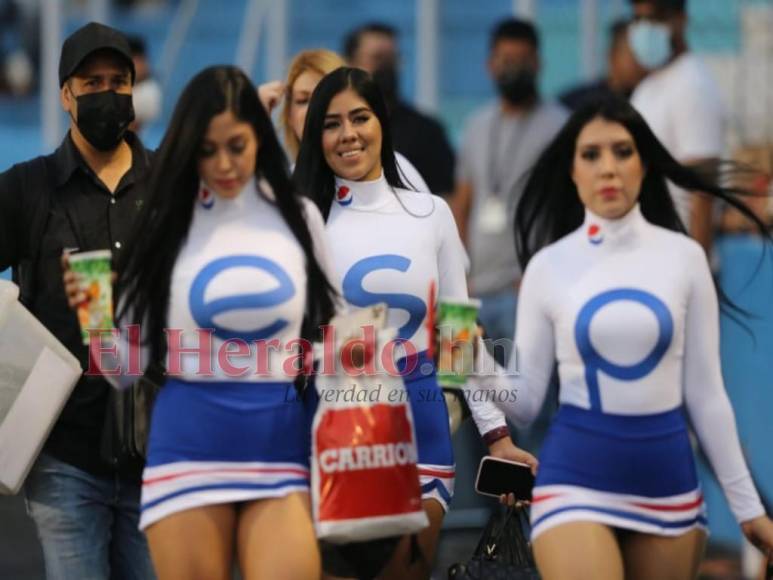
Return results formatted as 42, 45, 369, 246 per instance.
333, 171, 393, 211
581, 203, 647, 248
197, 177, 272, 216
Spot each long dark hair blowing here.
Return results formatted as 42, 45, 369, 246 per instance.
294, 66, 406, 220
117, 65, 337, 366
516, 96, 769, 268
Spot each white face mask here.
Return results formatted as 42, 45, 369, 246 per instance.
628, 20, 672, 70
132, 79, 162, 125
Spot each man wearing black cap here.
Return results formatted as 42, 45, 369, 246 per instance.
0, 22, 155, 579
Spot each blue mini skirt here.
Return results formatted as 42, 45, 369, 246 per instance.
140, 379, 310, 529
530, 405, 707, 539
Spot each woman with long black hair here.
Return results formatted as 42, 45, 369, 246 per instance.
257, 47, 428, 191
294, 66, 533, 579
472, 96, 773, 579
112, 65, 338, 579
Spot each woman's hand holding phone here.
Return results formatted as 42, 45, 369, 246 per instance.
488, 436, 538, 476
487, 439, 538, 508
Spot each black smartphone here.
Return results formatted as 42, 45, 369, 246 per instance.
474, 456, 535, 501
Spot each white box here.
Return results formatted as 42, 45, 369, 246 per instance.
0, 280, 82, 495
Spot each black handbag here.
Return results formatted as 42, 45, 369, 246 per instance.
448, 506, 540, 580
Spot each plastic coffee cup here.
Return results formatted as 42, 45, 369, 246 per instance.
436, 298, 481, 388
68, 250, 113, 345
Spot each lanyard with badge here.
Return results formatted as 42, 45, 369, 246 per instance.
478, 109, 534, 235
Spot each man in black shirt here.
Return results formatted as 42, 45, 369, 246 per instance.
0, 22, 155, 579
343, 22, 456, 196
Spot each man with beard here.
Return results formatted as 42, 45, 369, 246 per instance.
451, 18, 567, 357
344, 22, 456, 196
0, 22, 155, 579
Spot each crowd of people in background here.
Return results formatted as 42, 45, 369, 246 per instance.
0, 0, 37, 94
1, 0, 773, 578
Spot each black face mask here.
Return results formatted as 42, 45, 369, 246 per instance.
495, 68, 538, 105
73, 90, 135, 151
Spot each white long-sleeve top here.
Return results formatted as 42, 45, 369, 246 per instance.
105, 178, 337, 386
324, 173, 507, 435
472, 204, 764, 523
326, 174, 464, 348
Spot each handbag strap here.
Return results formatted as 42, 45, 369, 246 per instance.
476, 506, 517, 557
480, 506, 536, 567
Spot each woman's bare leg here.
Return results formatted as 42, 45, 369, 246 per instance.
379, 498, 445, 580
620, 527, 707, 580
533, 522, 625, 580
144, 504, 236, 580
236, 492, 320, 580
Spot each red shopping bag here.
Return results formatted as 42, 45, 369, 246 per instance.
311, 333, 428, 543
